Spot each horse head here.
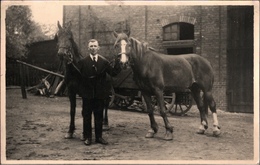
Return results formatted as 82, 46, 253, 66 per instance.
113, 31, 131, 68
56, 21, 77, 64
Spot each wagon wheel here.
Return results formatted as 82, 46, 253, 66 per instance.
113, 92, 135, 109
108, 86, 115, 108
169, 92, 193, 116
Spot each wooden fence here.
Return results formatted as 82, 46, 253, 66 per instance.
6, 58, 60, 87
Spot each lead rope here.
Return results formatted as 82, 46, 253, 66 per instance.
66, 51, 82, 75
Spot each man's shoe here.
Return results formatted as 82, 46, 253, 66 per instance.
95, 137, 108, 145
80, 134, 87, 141
84, 139, 92, 146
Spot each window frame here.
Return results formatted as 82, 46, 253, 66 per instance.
163, 23, 180, 41
163, 22, 194, 41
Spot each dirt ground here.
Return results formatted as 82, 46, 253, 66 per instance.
4, 88, 257, 163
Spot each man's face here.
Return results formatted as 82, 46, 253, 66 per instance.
88, 41, 99, 55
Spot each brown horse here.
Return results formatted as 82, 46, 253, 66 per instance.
56, 21, 110, 139
113, 31, 221, 140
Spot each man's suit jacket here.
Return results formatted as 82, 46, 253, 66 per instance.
77, 54, 121, 99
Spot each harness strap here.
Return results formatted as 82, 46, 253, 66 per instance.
71, 62, 81, 74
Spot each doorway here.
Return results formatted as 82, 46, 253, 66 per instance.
227, 6, 253, 113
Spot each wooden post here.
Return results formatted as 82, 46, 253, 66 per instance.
49, 76, 61, 97
20, 63, 27, 99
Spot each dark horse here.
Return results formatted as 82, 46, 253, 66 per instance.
113, 31, 221, 140
55, 21, 110, 139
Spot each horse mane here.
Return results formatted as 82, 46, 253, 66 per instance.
129, 37, 150, 58
129, 37, 159, 56
71, 37, 84, 62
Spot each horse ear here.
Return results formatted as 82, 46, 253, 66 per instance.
54, 34, 58, 42
57, 21, 62, 29
113, 31, 118, 38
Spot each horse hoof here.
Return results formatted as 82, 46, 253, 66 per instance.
145, 129, 155, 138
103, 125, 110, 131
196, 129, 205, 135
213, 130, 221, 137
213, 129, 221, 137
164, 132, 173, 141
64, 132, 74, 139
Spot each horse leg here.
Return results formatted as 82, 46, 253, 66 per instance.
204, 91, 221, 136
190, 85, 208, 135
103, 98, 110, 131
65, 93, 76, 139
154, 89, 173, 140
142, 92, 158, 138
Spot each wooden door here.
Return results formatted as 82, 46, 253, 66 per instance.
227, 6, 253, 113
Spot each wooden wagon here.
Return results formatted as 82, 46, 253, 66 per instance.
108, 66, 193, 116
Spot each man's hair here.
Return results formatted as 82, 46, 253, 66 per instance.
88, 39, 99, 45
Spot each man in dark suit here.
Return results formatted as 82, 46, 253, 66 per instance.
78, 39, 121, 145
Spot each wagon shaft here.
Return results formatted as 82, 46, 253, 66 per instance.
16, 60, 64, 78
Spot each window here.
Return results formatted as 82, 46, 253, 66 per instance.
163, 23, 194, 41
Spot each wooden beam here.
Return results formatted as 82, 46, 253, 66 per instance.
16, 60, 64, 78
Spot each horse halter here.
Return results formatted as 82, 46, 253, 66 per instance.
58, 46, 74, 64
58, 45, 82, 74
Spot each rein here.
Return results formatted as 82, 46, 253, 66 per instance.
60, 47, 82, 75
71, 61, 81, 74
87, 60, 116, 79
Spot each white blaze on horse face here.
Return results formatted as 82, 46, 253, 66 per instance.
120, 40, 128, 63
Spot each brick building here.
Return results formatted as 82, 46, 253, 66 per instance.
62, 5, 254, 113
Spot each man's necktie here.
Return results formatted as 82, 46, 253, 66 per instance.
93, 56, 97, 62
92, 56, 97, 72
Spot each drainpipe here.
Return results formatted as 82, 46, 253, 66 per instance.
200, 6, 202, 56
145, 6, 148, 41
218, 6, 222, 81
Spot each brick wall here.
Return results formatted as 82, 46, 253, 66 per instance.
199, 6, 227, 110
64, 5, 228, 111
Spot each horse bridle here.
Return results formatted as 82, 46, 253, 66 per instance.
58, 46, 81, 74
58, 46, 73, 64
115, 39, 134, 67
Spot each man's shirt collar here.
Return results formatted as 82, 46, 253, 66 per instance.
90, 54, 98, 61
